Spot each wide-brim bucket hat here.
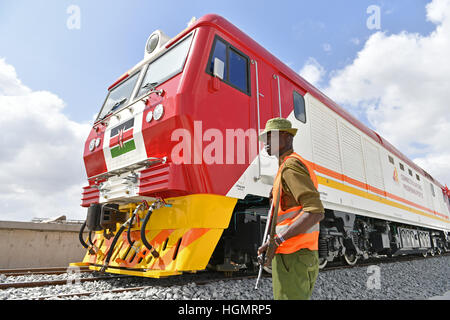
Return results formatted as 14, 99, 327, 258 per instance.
259, 117, 298, 141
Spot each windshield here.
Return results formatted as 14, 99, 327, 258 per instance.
97, 72, 140, 121
136, 33, 193, 98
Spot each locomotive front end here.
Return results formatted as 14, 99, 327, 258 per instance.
74, 24, 237, 277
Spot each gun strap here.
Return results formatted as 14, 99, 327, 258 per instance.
269, 161, 286, 239
269, 185, 281, 238
264, 172, 283, 266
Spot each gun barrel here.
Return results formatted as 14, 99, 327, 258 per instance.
254, 265, 264, 290
261, 201, 273, 245
254, 200, 274, 290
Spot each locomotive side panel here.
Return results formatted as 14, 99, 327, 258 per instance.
305, 94, 388, 215
301, 94, 449, 231
283, 77, 313, 162
192, 28, 260, 196
339, 121, 367, 187
362, 137, 385, 193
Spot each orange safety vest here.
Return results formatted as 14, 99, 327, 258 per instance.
273, 152, 320, 254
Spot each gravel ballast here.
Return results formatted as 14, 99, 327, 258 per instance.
1, 255, 448, 300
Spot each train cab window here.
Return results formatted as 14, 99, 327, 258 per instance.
209, 39, 228, 80
207, 36, 250, 95
136, 33, 193, 99
430, 183, 435, 197
408, 169, 413, 176
293, 91, 306, 123
416, 174, 420, 181
399, 163, 405, 171
388, 155, 394, 164
229, 49, 248, 92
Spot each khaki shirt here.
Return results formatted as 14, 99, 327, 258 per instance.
278, 149, 324, 214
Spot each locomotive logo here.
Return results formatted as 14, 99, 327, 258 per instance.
118, 129, 124, 148
443, 185, 450, 212
393, 167, 399, 183
109, 118, 136, 158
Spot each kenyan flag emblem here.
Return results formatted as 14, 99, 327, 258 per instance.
109, 118, 136, 158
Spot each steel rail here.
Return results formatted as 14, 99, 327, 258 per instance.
0, 275, 133, 290
2, 269, 92, 277
0, 266, 89, 275
321, 251, 450, 272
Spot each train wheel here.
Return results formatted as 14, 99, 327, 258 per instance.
422, 251, 428, 258
343, 252, 358, 266
318, 257, 328, 269
430, 249, 435, 257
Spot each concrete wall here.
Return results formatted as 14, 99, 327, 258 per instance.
0, 221, 88, 269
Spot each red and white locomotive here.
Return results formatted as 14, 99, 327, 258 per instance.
76, 14, 450, 276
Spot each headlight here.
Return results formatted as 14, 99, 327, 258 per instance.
146, 34, 159, 54
89, 139, 96, 152
153, 104, 164, 120
146, 110, 153, 123
95, 138, 101, 148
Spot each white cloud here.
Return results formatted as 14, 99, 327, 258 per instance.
426, 0, 450, 23
414, 154, 450, 187
321, 0, 450, 186
350, 38, 360, 45
299, 57, 326, 87
0, 58, 91, 221
0, 60, 29, 96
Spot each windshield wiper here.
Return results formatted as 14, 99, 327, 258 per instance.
141, 81, 159, 90
98, 98, 127, 121
141, 81, 164, 97
111, 97, 127, 111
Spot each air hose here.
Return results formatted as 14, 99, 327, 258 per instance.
127, 212, 137, 247
88, 231, 94, 246
127, 202, 146, 248
100, 200, 165, 272
100, 223, 127, 272
78, 221, 89, 249
140, 200, 164, 258
79, 221, 98, 254
101, 202, 150, 272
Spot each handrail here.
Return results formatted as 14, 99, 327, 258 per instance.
252, 59, 262, 181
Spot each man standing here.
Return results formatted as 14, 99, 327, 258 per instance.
257, 117, 325, 300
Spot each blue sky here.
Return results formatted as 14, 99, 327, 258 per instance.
0, 0, 435, 123
2, 0, 450, 221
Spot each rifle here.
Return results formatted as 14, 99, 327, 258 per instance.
255, 182, 281, 290
255, 200, 274, 290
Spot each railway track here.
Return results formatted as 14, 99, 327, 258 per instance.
34, 273, 271, 300
0, 266, 91, 277
1, 253, 448, 300
321, 251, 450, 272
0, 274, 134, 290
0, 267, 270, 300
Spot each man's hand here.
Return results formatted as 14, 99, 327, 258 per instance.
257, 240, 269, 256
257, 238, 278, 267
